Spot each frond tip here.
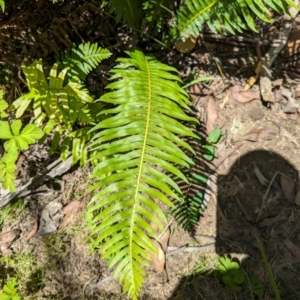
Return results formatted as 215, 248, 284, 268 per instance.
87, 49, 198, 299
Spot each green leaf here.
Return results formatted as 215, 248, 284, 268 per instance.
10, 120, 22, 136
0, 0, 5, 12
88, 49, 197, 300
0, 121, 13, 139
0, 99, 8, 119
207, 128, 221, 144
15, 124, 44, 150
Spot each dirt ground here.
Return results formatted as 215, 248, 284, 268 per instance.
1, 2, 300, 299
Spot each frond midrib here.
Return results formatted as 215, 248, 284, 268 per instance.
178, 0, 218, 36
129, 55, 152, 295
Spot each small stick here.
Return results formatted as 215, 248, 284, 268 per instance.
256, 171, 294, 222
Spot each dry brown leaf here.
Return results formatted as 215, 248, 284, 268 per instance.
284, 240, 300, 261
199, 95, 218, 133
219, 92, 230, 109
260, 211, 288, 226
280, 175, 295, 203
275, 123, 300, 147
0, 229, 20, 252
26, 220, 38, 241
240, 128, 276, 143
278, 110, 288, 120
282, 28, 300, 57
272, 78, 283, 87
175, 36, 197, 53
149, 240, 166, 273
231, 85, 260, 103
59, 201, 83, 230
244, 60, 262, 91
148, 221, 170, 274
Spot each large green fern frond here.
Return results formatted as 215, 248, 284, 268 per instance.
172, 0, 298, 40
87, 49, 198, 299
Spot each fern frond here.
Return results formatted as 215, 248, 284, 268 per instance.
14, 60, 93, 126
61, 42, 112, 81
109, 0, 143, 27
172, 0, 298, 40
142, 0, 174, 33
88, 49, 197, 299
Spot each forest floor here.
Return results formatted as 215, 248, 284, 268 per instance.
1, 1, 300, 299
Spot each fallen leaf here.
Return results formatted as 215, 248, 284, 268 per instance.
278, 110, 288, 120
148, 221, 171, 274
199, 95, 218, 133
0, 229, 20, 252
240, 128, 276, 143
284, 240, 300, 261
59, 200, 83, 230
26, 219, 38, 241
219, 92, 230, 109
244, 60, 262, 91
260, 211, 288, 226
175, 36, 197, 53
149, 240, 166, 273
231, 85, 260, 103
253, 164, 268, 186
274, 122, 300, 147
272, 78, 283, 87
280, 175, 295, 203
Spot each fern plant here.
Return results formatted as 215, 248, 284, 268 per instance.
171, 0, 299, 40
87, 49, 198, 299
0, 278, 20, 300
12, 43, 111, 167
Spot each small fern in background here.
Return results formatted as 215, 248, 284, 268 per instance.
87, 49, 198, 299
11, 43, 111, 168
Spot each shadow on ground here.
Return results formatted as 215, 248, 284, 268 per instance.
170, 150, 300, 300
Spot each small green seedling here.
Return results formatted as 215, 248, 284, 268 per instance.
203, 128, 222, 161
247, 273, 264, 298
0, 278, 20, 300
218, 256, 245, 294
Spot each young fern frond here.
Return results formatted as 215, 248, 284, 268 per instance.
87, 49, 198, 299
61, 42, 112, 81
172, 0, 298, 40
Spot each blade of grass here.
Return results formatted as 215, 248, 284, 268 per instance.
256, 238, 281, 300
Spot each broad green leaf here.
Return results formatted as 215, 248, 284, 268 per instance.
207, 128, 221, 143
10, 120, 22, 136
0, 99, 8, 118
0, 121, 13, 139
